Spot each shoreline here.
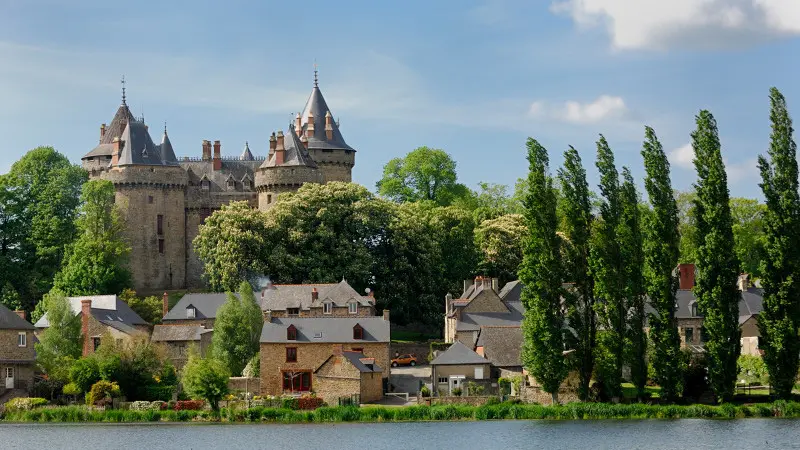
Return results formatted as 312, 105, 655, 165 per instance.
4, 401, 800, 424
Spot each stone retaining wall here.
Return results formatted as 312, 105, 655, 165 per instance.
228, 377, 260, 394
521, 386, 580, 405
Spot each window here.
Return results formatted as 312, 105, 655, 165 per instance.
267, 194, 272, 204
691, 303, 701, 317
92, 337, 101, 351
685, 327, 694, 344
227, 178, 235, 189
17, 332, 26, 347
186, 306, 196, 319
6, 367, 13, 379
176, 343, 186, 356
147, 195, 153, 204
243, 180, 251, 190
353, 324, 363, 340
438, 377, 447, 384
282, 371, 311, 392
287, 308, 300, 316
474, 367, 484, 380
286, 347, 297, 362
157, 215, 164, 235
351, 347, 363, 353
323, 301, 332, 315
201, 179, 210, 191
287, 325, 297, 341
348, 301, 358, 315
158, 239, 165, 254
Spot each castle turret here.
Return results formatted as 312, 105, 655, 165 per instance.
255, 124, 323, 209
240, 141, 255, 161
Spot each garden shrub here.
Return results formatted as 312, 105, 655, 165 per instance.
174, 400, 205, 411
129, 401, 164, 411
86, 380, 121, 406
420, 385, 431, 397
62, 383, 81, 396
452, 387, 462, 397
297, 396, 324, 410
281, 397, 299, 410
5, 397, 48, 412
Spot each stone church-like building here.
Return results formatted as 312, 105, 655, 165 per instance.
81, 74, 356, 292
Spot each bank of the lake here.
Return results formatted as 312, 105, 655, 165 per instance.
5, 401, 800, 423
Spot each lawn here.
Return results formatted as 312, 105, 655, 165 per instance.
621, 383, 661, 399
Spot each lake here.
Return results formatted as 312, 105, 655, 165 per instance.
0, 419, 797, 449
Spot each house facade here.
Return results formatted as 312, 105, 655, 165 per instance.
0, 305, 36, 395
314, 349, 384, 403
150, 324, 213, 369
430, 341, 493, 396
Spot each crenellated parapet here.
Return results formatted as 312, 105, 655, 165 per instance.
98, 165, 188, 189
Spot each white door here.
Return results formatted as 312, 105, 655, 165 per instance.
449, 376, 465, 394
5, 367, 14, 389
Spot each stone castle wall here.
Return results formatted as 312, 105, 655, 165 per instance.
308, 149, 354, 183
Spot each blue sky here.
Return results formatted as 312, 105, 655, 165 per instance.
1, 0, 799, 199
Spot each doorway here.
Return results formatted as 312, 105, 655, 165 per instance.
5, 367, 14, 389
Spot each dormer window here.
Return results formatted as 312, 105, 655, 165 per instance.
227, 177, 235, 189
201, 179, 210, 191
353, 324, 363, 340
348, 301, 358, 315
186, 306, 196, 319
287, 324, 297, 341
242, 178, 252, 190
323, 301, 333, 315
691, 303, 701, 317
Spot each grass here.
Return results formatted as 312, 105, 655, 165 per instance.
621, 383, 662, 399
6, 401, 800, 423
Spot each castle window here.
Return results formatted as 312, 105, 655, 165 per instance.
353, 324, 363, 340
157, 215, 164, 235
158, 239, 164, 254
148, 195, 153, 204
287, 325, 297, 341
243, 179, 251, 190
227, 178, 235, 189
267, 194, 272, 203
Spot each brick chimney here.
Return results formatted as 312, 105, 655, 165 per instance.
332, 344, 343, 356
268, 133, 277, 159
383, 309, 390, 322
81, 299, 92, 357
737, 273, 750, 291
202, 140, 212, 161
678, 263, 696, 290
100, 123, 106, 141
325, 111, 333, 140
306, 111, 315, 138
111, 137, 123, 165
311, 288, 319, 302
162, 292, 169, 318
263, 309, 272, 323
295, 113, 302, 135
367, 289, 375, 305
212, 140, 222, 171
275, 131, 285, 165
14, 310, 25, 321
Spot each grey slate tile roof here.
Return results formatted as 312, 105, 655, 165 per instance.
498, 280, 522, 302
240, 142, 255, 161
34, 295, 147, 334
83, 143, 115, 159
298, 84, 355, 152
430, 341, 489, 366
260, 317, 389, 343
159, 130, 178, 164
339, 351, 383, 373
151, 324, 211, 342
260, 280, 372, 311
476, 326, 522, 368
117, 120, 179, 167
180, 159, 262, 190
673, 287, 763, 319
261, 125, 319, 169
100, 104, 135, 145
456, 300, 525, 332
163, 293, 233, 321
0, 303, 34, 330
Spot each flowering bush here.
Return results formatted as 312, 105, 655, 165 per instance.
5, 397, 48, 412
129, 401, 165, 411
87, 380, 121, 407
174, 400, 205, 411
297, 396, 325, 410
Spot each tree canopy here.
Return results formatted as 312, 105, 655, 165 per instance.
211, 281, 263, 376
376, 146, 471, 206
34, 289, 82, 382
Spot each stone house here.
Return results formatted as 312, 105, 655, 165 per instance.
259, 280, 376, 318
430, 341, 493, 396
150, 324, 213, 370
259, 311, 391, 404
34, 295, 149, 356
314, 349, 384, 403
161, 292, 230, 329
0, 305, 36, 395
445, 277, 524, 347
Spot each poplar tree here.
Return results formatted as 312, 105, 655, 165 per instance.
519, 138, 568, 404
557, 146, 595, 401
641, 127, 682, 402
590, 135, 625, 399
692, 110, 740, 402
757, 87, 800, 399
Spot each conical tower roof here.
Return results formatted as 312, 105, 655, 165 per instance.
261, 125, 319, 169
240, 142, 255, 161
299, 77, 355, 152
159, 127, 179, 165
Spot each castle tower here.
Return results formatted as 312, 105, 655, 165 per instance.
297, 72, 356, 182
255, 125, 323, 209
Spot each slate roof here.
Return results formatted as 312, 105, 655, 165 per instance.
34, 295, 147, 335
160, 130, 178, 164
456, 300, 525, 332
240, 142, 255, 161
260, 280, 373, 311
674, 287, 763, 319
0, 303, 34, 330
117, 120, 179, 166
100, 104, 135, 145
180, 159, 262, 190
498, 280, 522, 302
260, 317, 389, 343
261, 126, 319, 169
163, 293, 234, 321
151, 324, 212, 342
298, 84, 355, 152
430, 341, 489, 366
335, 351, 383, 373
476, 326, 522, 368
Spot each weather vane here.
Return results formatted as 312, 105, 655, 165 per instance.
121, 75, 127, 105
313, 60, 318, 87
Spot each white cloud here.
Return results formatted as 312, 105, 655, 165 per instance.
667, 141, 758, 184
529, 95, 630, 124
668, 143, 694, 169
551, 0, 800, 50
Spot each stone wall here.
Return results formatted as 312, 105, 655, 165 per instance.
428, 396, 495, 406
159, 334, 212, 371
360, 372, 383, 403
520, 386, 580, 405
228, 377, 260, 393
314, 353, 362, 403
0, 363, 35, 392
677, 318, 705, 346
307, 149, 354, 183
390, 343, 431, 363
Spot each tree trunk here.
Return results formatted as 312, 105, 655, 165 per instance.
551, 391, 559, 405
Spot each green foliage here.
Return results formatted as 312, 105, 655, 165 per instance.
243, 354, 260, 378
737, 355, 769, 385
62, 383, 81, 396
466, 382, 485, 396
420, 385, 431, 397
34, 289, 82, 382
640, 126, 683, 402
212, 282, 262, 376
376, 146, 471, 206
0, 282, 22, 311
451, 387, 462, 396
119, 289, 163, 325
53, 180, 131, 295
730, 198, 767, 277
692, 110, 741, 403
519, 138, 568, 402
5, 397, 48, 412
182, 349, 230, 411
92, 335, 170, 400
69, 357, 101, 393
86, 380, 121, 406
757, 87, 800, 399
475, 214, 525, 285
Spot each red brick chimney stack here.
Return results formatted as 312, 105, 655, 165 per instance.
81, 299, 92, 357
269, 133, 277, 159
678, 263, 696, 290
295, 113, 302, 136
306, 111, 315, 138
325, 111, 333, 140
202, 140, 212, 161
162, 292, 169, 318
311, 288, 319, 301
212, 140, 222, 170
275, 131, 285, 165
100, 123, 106, 140
14, 310, 25, 321
111, 137, 122, 166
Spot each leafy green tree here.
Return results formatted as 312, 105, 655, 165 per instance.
675, 190, 698, 264
557, 146, 595, 401
69, 357, 101, 393
462, 182, 524, 223
376, 146, 471, 206
475, 214, 525, 285
757, 87, 800, 399
428, 206, 479, 296
211, 281, 263, 376
641, 126, 683, 402
590, 135, 625, 399
519, 138, 568, 404
119, 289, 163, 325
182, 349, 230, 411
730, 198, 766, 278
619, 168, 647, 399
0, 282, 22, 311
737, 355, 768, 385
53, 180, 131, 295
93, 335, 166, 400
34, 289, 82, 382
691, 110, 741, 403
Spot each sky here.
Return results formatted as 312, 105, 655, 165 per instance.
1, 0, 799, 199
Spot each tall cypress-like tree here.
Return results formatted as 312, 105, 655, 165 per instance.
557, 146, 595, 401
692, 110, 740, 403
590, 135, 625, 399
619, 167, 646, 399
641, 126, 683, 402
757, 87, 800, 399
519, 138, 568, 404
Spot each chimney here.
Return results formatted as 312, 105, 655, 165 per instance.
491, 278, 499, 292
300, 134, 308, 148
81, 299, 92, 357
678, 264, 696, 290
263, 309, 272, 323
463, 279, 474, 294
738, 273, 750, 291
367, 290, 375, 305
269, 133, 277, 159
306, 111, 315, 138
100, 123, 106, 140
311, 287, 319, 302
14, 310, 25, 321
275, 131, 285, 165
162, 292, 169, 318
111, 137, 122, 165
295, 113, 302, 135
212, 140, 222, 171
325, 111, 333, 140
202, 140, 212, 161
332, 344, 343, 356
383, 309, 390, 322
445, 293, 453, 313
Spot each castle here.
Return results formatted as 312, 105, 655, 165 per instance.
81, 73, 356, 292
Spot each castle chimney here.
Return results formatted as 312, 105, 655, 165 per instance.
383, 309, 390, 322
202, 140, 212, 161
213, 140, 222, 170
100, 123, 106, 141
269, 133, 277, 158
275, 131, 285, 165
111, 137, 123, 166
678, 264, 696, 290
14, 310, 25, 321
81, 299, 92, 356
311, 288, 319, 301
162, 292, 169, 318
295, 113, 302, 136
325, 111, 333, 140
306, 111, 315, 138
